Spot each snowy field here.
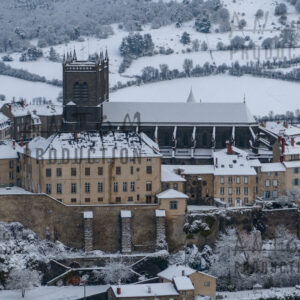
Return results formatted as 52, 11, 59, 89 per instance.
218, 286, 300, 299
110, 75, 300, 116
0, 75, 61, 102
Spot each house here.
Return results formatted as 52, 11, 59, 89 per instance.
109, 278, 195, 300
0, 112, 11, 140
158, 264, 216, 300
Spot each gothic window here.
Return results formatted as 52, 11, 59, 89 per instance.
81, 82, 89, 100
73, 82, 80, 100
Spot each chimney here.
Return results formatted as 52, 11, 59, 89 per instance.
74, 132, 78, 141
117, 287, 121, 295
277, 120, 280, 124
281, 138, 285, 154
21, 99, 25, 107
20, 138, 24, 148
12, 140, 15, 150
8, 104, 11, 111
280, 155, 284, 163
278, 136, 282, 143
182, 270, 185, 276
291, 137, 295, 147
148, 286, 151, 294
283, 121, 288, 129
226, 140, 233, 155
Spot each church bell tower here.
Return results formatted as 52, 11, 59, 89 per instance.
62, 50, 109, 132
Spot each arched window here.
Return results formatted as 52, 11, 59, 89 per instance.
73, 82, 80, 100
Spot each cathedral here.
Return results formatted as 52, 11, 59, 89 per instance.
61, 52, 264, 163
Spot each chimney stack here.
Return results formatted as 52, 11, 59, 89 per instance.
291, 137, 295, 147
20, 138, 24, 148
8, 104, 11, 111
74, 132, 78, 141
281, 138, 285, 154
117, 287, 121, 295
226, 140, 233, 155
12, 140, 15, 150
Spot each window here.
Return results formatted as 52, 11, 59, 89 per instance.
116, 166, 121, 175
98, 197, 103, 202
244, 197, 248, 204
85, 168, 90, 176
46, 184, 51, 194
146, 166, 152, 174
46, 168, 51, 177
98, 167, 103, 176
273, 190, 278, 198
236, 176, 241, 184
130, 166, 134, 175
71, 168, 76, 176
71, 198, 76, 203
204, 282, 210, 287
220, 176, 225, 184
228, 187, 233, 195
265, 179, 270, 187
128, 196, 133, 202
275, 172, 278, 176
265, 190, 271, 199
56, 168, 62, 177
56, 183, 62, 194
85, 182, 90, 193
147, 158, 152, 162
236, 198, 241, 206
220, 187, 225, 195
114, 182, 118, 192
236, 187, 241, 195
293, 178, 299, 186
146, 181, 152, 191
85, 198, 90, 203
146, 195, 152, 203
244, 176, 248, 184
98, 182, 103, 193
228, 176, 233, 184
116, 197, 121, 203
273, 179, 278, 187
173, 183, 178, 190
123, 182, 127, 192
71, 183, 76, 194
228, 198, 233, 205
244, 187, 248, 195
294, 168, 299, 174
9, 171, 14, 180
9, 160, 14, 169
137, 194, 140, 201
130, 182, 135, 192
267, 171, 271, 176
170, 201, 177, 210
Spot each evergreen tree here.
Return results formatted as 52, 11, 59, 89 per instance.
180, 32, 191, 45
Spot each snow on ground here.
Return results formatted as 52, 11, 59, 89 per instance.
110, 74, 300, 116
0, 285, 109, 300
0, 75, 61, 102
218, 286, 300, 300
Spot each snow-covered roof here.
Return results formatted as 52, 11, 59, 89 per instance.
158, 265, 196, 281
261, 163, 286, 173
155, 209, 166, 217
0, 140, 20, 159
173, 276, 194, 291
110, 283, 179, 298
157, 189, 189, 199
0, 112, 10, 130
103, 102, 257, 125
22, 132, 161, 160
263, 121, 300, 137
249, 159, 262, 168
120, 210, 131, 218
161, 165, 186, 182
29, 104, 62, 116
284, 145, 300, 155
0, 186, 32, 195
213, 149, 257, 176
283, 161, 300, 168
83, 211, 93, 219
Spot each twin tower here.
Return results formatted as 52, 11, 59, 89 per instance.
62, 50, 109, 132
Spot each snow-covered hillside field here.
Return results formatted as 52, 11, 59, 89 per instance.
0, 0, 300, 113
110, 75, 300, 116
